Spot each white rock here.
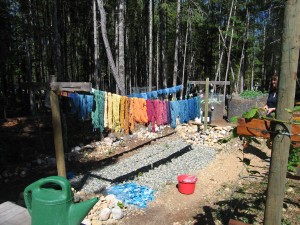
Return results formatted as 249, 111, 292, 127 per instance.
74, 146, 81, 151
105, 194, 116, 202
81, 218, 92, 225
111, 206, 124, 220
99, 208, 111, 221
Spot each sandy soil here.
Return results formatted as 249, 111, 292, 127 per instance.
120, 140, 271, 225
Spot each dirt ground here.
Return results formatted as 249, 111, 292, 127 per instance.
120, 139, 272, 225
0, 116, 299, 225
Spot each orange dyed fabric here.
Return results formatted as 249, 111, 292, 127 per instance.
129, 98, 148, 132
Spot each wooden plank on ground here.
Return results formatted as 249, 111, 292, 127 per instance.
0, 201, 31, 225
237, 118, 300, 142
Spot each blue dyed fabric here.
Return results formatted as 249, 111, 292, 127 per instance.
69, 93, 80, 114
106, 183, 154, 208
170, 101, 180, 128
69, 93, 93, 120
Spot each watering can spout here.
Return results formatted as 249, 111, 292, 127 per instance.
69, 197, 98, 225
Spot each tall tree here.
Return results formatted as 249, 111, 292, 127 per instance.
96, 0, 125, 95
118, 0, 125, 94
93, 0, 100, 89
264, 1, 300, 224
172, 0, 181, 88
148, 0, 153, 92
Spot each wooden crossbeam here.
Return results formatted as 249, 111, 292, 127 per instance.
50, 82, 92, 92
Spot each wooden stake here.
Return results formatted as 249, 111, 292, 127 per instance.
204, 78, 209, 131
50, 91, 66, 178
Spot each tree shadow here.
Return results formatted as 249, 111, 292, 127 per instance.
243, 144, 269, 161
192, 189, 266, 224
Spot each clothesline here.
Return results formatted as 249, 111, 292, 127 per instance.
127, 85, 183, 99
60, 85, 201, 134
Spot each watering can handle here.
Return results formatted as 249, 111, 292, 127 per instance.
38, 176, 69, 193
24, 183, 35, 216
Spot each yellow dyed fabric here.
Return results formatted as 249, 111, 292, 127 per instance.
104, 92, 108, 128
112, 94, 121, 132
107, 92, 113, 129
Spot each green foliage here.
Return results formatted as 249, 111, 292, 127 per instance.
285, 105, 300, 114
239, 90, 265, 99
242, 107, 260, 119
230, 116, 239, 123
288, 145, 300, 172
117, 201, 124, 209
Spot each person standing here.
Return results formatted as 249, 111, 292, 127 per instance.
264, 75, 278, 117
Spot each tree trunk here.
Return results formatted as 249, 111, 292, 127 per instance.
93, 0, 100, 89
264, 1, 300, 224
156, 19, 160, 90
148, 0, 153, 92
118, 0, 126, 94
96, 0, 125, 95
160, 0, 167, 88
224, 3, 236, 98
53, 0, 62, 81
172, 0, 181, 88
214, 0, 236, 82
181, 7, 191, 99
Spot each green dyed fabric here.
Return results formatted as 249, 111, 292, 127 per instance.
92, 90, 105, 132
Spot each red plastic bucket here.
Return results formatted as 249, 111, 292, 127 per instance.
177, 174, 197, 195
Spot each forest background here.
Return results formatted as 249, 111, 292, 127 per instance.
1, 0, 300, 114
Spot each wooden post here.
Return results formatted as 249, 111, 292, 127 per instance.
204, 78, 209, 131
50, 90, 66, 178
264, 1, 300, 224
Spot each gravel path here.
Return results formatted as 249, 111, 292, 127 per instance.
70, 135, 216, 195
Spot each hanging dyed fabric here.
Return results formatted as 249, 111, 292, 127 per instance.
69, 93, 93, 120
154, 100, 164, 126
146, 100, 156, 132
120, 96, 126, 129
107, 92, 113, 129
129, 98, 148, 132
104, 92, 108, 127
166, 101, 171, 124
196, 96, 201, 118
161, 101, 168, 124
178, 100, 188, 124
112, 94, 121, 132
91, 90, 105, 132
170, 100, 180, 128
124, 97, 130, 134
136, 98, 148, 124
69, 93, 80, 114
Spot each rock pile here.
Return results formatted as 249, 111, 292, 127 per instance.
175, 123, 233, 149
74, 190, 127, 225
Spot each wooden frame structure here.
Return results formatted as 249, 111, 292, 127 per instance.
23, 76, 92, 178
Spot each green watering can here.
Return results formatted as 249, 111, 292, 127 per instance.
24, 176, 98, 225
